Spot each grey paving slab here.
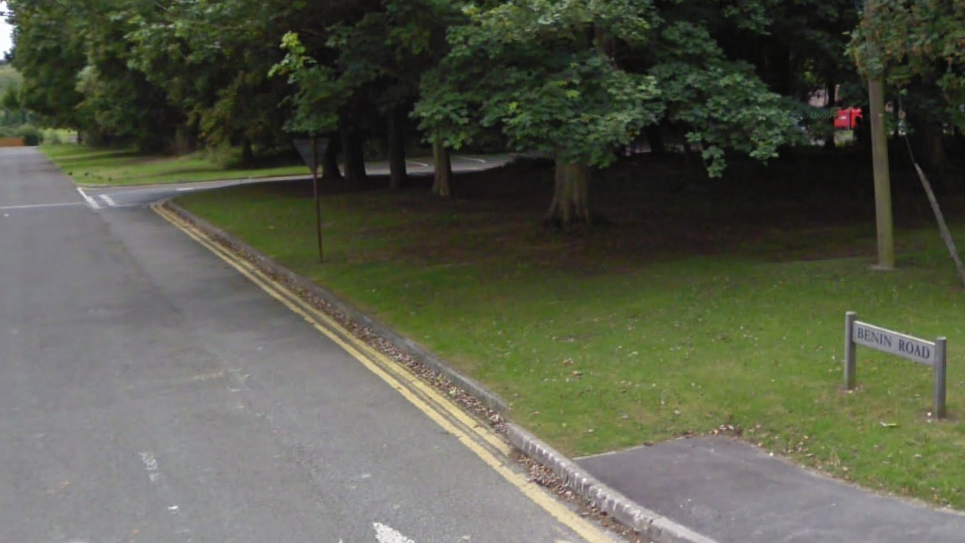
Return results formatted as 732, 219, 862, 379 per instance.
576, 436, 965, 543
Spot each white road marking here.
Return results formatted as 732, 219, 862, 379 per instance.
407, 161, 430, 168
139, 451, 162, 483
176, 187, 198, 192
76, 187, 101, 210
139, 451, 191, 539
101, 194, 117, 207
0, 202, 85, 211
374, 522, 416, 543
459, 156, 488, 164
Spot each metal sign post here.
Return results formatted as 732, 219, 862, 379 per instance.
293, 138, 329, 263
844, 311, 948, 418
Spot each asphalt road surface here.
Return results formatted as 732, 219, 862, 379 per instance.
0, 148, 611, 543
75, 153, 516, 210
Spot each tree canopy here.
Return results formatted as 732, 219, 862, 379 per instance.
5, 0, 902, 223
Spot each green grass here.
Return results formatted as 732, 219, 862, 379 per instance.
40, 143, 309, 186
175, 156, 965, 510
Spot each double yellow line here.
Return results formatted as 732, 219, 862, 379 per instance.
152, 202, 618, 543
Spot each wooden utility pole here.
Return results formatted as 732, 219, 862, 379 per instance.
865, 0, 895, 270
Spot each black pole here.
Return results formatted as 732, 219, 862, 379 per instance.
311, 136, 323, 263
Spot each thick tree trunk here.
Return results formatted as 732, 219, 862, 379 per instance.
388, 106, 408, 190
431, 134, 452, 197
340, 121, 368, 184
545, 150, 592, 227
321, 134, 342, 181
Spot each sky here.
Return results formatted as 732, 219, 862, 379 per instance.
0, 2, 12, 57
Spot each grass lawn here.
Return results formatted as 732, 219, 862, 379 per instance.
176, 148, 965, 509
41, 144, 309, 186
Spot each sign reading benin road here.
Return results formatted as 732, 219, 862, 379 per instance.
844, 312, 948, 419
852, 321, 936, 365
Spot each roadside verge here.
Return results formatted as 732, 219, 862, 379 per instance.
155, 199, 719, 543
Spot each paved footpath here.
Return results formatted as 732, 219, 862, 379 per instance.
0, 147, 617, 543
576, 401, 965, 541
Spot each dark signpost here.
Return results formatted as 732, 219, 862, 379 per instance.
293, 138, 329, 263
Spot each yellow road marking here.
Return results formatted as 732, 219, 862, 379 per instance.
152, 203, 618, 543
153, 203, 510, 455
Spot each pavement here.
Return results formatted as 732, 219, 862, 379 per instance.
576, 437, 965, 543
4, 146, 965, 543
0, 147, 617, 543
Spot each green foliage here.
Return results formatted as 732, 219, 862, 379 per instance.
416, 0, 802, 175
416, 0, 665, 167
0, 64, 22, 92
16, 123, 41, 145
270, 32, 340, 136
6, 0, 88, 128
6, 0, 859, 173
0, 81, 20, 111
850, 0, 965, 130
125, 0, 293, 151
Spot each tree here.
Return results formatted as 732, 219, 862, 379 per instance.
7, 0, 184, 149
852, 0, 965, 176
126, 0, 294, 159
851, 0, 965, 285
0, 80, 25, 124
6, 0, 88, 130
326, 0, 463, 191
415, 0, 801, 226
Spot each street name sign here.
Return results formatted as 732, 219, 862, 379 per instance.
844, 311, 947, 418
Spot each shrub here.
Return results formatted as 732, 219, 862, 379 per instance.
42, 128, 62, 145
16, 124, 42, 146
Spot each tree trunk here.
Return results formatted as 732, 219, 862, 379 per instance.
912, 160, 965, 288
340, 121, 368, 184
241, 138, 254, 167
431, 134, 452, 197
388, 106, 408, 190
173, 125, 197, 155
321, 133, 342, 181
646, 124, 665, 155
594, 25, 614, 57
824, 79, 836, 149
545, 149, 592, 227
907, 112, 951, 192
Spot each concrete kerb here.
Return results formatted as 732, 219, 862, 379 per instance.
161, 199, 719, 543
506, 425, 719, 543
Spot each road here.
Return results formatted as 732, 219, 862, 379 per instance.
0, 147, 616, 543
74, 153, 517, 210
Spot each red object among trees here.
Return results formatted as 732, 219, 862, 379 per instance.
834, 107, 863, 130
